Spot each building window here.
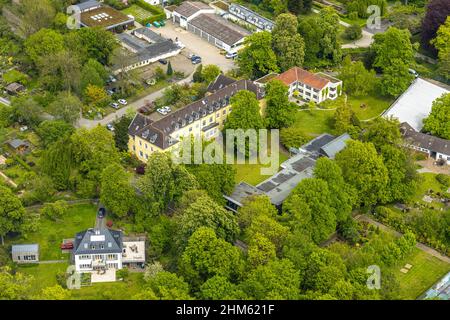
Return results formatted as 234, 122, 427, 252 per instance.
189, 127, 193, 132
139, 151, 143, 157
223, 110, 226, 115
202, 120, 206, 126
209, 117, 213, 123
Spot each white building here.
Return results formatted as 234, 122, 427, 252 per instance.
383, 78, 449, 132
268, 67, 342, 104
73, 228, 146, 272
171, 1, 249, 54
400, 122, 450, 165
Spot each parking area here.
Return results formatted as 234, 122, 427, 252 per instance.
134, 53, 194, 82
153, 21, 237, 72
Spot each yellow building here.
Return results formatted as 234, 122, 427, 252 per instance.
128, 75, 264, 162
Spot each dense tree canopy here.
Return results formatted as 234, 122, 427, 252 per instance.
238, 31, 279, 79
372, 27, 414, 96
423, 93, 450, 139
0, 187, 26, 244
272, 13, 305, 71
339, 56, 377, 96
421, 0, 450, 53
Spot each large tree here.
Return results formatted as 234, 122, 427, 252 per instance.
224, 90, 265, 131
265, 80, 296, 129
272, 13, 305, 71
372, 27, 414, 96
241, 259, 301, 299
0, 187, 26, 245
37, 120, 74, 148
48, 92, 82, 125
18, 0, 56, 37
238, 31, 279, 79
431, 17, 450, 80
283, 178, 337, 244
100, 163, 135, 218
175, 194, 239, 248
335, 140, 389, 207
338, 56, 377, 96
73, 27, 118, 64
179, 227, 244, 290
287, 0, 312, 14
24, 28, 64, 65
0, 267, 32, 299
137, 153, 198, 214
423, 93, 450, 139
421, 0, 450, 53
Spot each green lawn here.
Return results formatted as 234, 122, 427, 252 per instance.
6, 204, 97, 261
292, 109, 335, 136
412, 173, 448, 206
121, 4, 153, 22
233, 151, 289, 186
386, 248, 450, 300
18, 263, 145, 299
347, 94, 393, 120
17, 262, 69, 296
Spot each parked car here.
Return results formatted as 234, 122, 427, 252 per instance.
106, 89, 114, 96
111, 102, 119, 109
60, 242, 74, 250
408, 68, 419, 78
157, 108, 168, 115
158, 59, 168, 65
225, 52, 238, 59
159, 20, 165, 26
190, 55, 201, 62
106, 123, 114, 131
161, 106, 171, 113
118, 99, 127, 105
153, 21, 161, 28
97, 207, 106, 218
192, 57, 201, 65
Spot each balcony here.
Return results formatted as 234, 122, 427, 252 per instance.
92, 259, 106, 267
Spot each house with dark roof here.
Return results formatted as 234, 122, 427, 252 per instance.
6, 138, 30, 154
171, 1, 249, 54
400, 122, 450, 165
114, 27, 181, 73
227, 3, 274, 32
207, 74, 236, 94
128, 79, 263, 162
272, 67, 343, 103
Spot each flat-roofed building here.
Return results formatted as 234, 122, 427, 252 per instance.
78, 3, 135, 32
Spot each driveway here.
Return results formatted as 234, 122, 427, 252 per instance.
153, 21, 236, 72
76, 74, 193, 128
311, 8, 374, 49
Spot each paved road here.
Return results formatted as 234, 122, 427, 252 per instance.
355, 214, 450, 264
76, 74, 193, 128
311, 8, 374, 49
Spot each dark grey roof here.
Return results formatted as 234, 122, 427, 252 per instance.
12, 244, 39, 253
117, 33, 148, 51
300, 134, 336, 155
207, 74, 236, 93
129, 79, 263, 149
189, 13, 250, 46
133, 27, 165, 43
224, 181, 265, 207
74, 228, 123, 255
401, 122, 450, 156
319, 133, 351, 159
229, 3, 274, 31
174, 1, 212, 18
255, 153, 316, 206
8, 139, 29, 149
76, 0, 101, 12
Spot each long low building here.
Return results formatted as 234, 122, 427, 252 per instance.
171, 1, 250, 54
400, 122, 450, 165
225, 133, 351, 212
114, 27, 181, 73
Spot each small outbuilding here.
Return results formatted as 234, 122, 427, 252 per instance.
12, 244, 39, 264
7, 139, 30, 153
5, 82, 25, 95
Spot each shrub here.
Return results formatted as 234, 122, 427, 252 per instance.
344, 24, 362, 40
348, 11, 358, 20
436, 174, 450, 187
116, 268, 129, 281
41, 200, 68, 220
280, 127, 309, 149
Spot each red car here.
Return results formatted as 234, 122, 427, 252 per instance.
60, 242, 73, 250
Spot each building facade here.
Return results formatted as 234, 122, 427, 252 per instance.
171, 1, 249, 54
128, 78, 263, 162
11, 244, 39, 264
272, 67, 343, 104
400, 122, 450, 165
